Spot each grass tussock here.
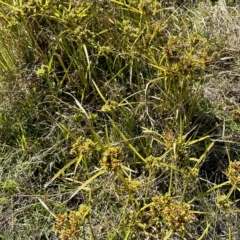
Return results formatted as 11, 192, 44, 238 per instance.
0, 0, 240, 239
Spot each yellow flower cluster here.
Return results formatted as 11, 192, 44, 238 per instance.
70, 136, 96, 157
149, 194, 195, 233
226, 161, 240, 188
100, 146, 123, 171
121, 178, 143, 193
53, 205, 90, 240
101, 100, 118, 112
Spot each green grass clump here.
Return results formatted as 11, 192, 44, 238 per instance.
0, 0, 240, 239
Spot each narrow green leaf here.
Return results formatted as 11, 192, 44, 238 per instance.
44, 156, 81, 188
110, 118, 146, 163
67, 169, 106, 202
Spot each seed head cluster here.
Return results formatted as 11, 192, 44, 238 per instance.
226, 161, 240, 188
149, 194, 195, 233
100, 146, 123, 171
70, 136, 96, 157
53, 204, 90, 240
101, 100, 118, 112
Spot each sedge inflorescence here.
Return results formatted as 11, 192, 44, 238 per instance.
100, 146, 123, 171
53, 204, 90, 240
101, 100, 118, 112
145, 155, 162, 170
70, 136, 96, 157
149, 194, 195, 233
216, 194, 232, 211
121, 178, 143, 193
225, 160, 240, 188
